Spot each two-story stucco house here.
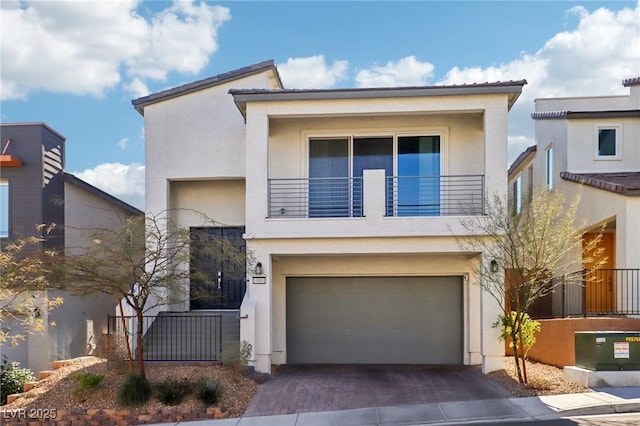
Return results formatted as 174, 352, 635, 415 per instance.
0, 122, 143, 373
507, 78, 640, 367
133, 60, 526, 374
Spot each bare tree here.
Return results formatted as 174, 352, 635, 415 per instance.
62, 211, 248, 379
457, 187, 604, 383
0, 225, 63, 347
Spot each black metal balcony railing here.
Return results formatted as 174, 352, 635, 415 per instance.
107, 314, 222, 361
553, 269, 640, 318
268, 177, 364, 218
386, 175, 484, 217
267, 175, 484, 218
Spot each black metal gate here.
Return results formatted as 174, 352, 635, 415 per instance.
107, 313, 222, 361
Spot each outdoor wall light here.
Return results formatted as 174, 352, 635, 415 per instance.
253, 261, 266, 284
490, 259, 500, 273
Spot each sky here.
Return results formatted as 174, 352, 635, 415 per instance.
1, 0, 639, 210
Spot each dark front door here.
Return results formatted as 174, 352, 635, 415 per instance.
190, 227, 246, 310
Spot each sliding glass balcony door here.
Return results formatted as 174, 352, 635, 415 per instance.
308, 135, 440, 218
397, 136, 441, 216
309, 138, 350, 217
353, 137, 393, 216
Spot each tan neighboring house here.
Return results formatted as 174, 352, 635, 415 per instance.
0, 122, 143, 373
508, 78, 640, 367
133, 60, 527, 374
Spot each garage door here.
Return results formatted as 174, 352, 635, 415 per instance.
286, 276, 463, 364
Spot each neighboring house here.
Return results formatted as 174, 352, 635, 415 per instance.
0, 122, 143, 373
508, 78, 640, 366
133, 60, 527, 374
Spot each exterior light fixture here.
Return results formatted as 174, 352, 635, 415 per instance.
490, 260, 499, 273
255, 262, 264, 276
253, 262, 266, 284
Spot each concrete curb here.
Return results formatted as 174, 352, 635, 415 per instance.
558, 401, 640, 417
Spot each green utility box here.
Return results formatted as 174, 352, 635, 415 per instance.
575, 331, 640, 371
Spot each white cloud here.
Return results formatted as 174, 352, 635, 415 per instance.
123, 77, 150, 99
355, 56, 435, 88
278, 55, 349, 89
437, 4, 640, 163
117, 137, 129, 150
73, 162, 145, 210
0, 0, 230, 100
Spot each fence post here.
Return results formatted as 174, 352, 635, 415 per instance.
582, 269, 587, 318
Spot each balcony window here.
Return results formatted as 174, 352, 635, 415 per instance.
309, 138, 350, 217
396, 136, 441, 216
268, 132, 486, 219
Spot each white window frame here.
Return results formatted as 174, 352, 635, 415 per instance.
594, 125, 621, 160
303, 129, 449, 178
545, 145, 553, 190
513, 175, 522, 215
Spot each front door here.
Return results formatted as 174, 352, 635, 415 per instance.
190, 227, 246, 310
583, 232, 614, 313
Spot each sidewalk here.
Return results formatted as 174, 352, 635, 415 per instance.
148, 388, 640, 426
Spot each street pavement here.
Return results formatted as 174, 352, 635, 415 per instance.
148, 387, 640, 426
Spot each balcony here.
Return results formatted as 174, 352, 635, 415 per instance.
267, 174, 485, 219
535, 269, 640, 318
268, 177, 363, 218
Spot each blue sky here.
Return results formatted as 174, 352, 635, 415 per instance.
1, 0, 639, 210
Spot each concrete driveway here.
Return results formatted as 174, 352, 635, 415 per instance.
244, 365, 510, 417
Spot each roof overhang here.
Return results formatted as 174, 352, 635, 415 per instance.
532, 109, 640, 120
561, 172, 640, 196
0, 154, 22, 167
131, 60, 283, 115
508, 145, 537, 178
231, 80, 527, 118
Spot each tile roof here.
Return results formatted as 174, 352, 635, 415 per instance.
532, 110, 640, 120
508, 145, 537, 176
560, 171, 640, 196
623, 77, 640, 87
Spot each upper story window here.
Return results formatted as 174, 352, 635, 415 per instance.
596, 126, 620, 159
512, 175, 522, 215
545, 145, 553, 190
0, 180, 8, 238
526, 165, 534, 204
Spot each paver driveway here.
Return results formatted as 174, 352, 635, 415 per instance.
244, 364, 510, 416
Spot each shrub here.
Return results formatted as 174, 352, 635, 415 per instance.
221, 340, 252, 376
195, 378, 223, 405
73, 372, 105, 396
0, 356, 36, 405
117, 373, 152, 407
154, 378, 192, 406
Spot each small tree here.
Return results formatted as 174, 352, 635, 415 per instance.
62, 211, 247, 379
457, 187, 604, 383
0, 227, 63, 347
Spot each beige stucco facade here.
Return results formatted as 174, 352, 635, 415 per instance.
137, 61, 526, 374
509, 78, 640, 318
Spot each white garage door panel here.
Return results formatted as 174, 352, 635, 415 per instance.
286, 276, 463, 364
